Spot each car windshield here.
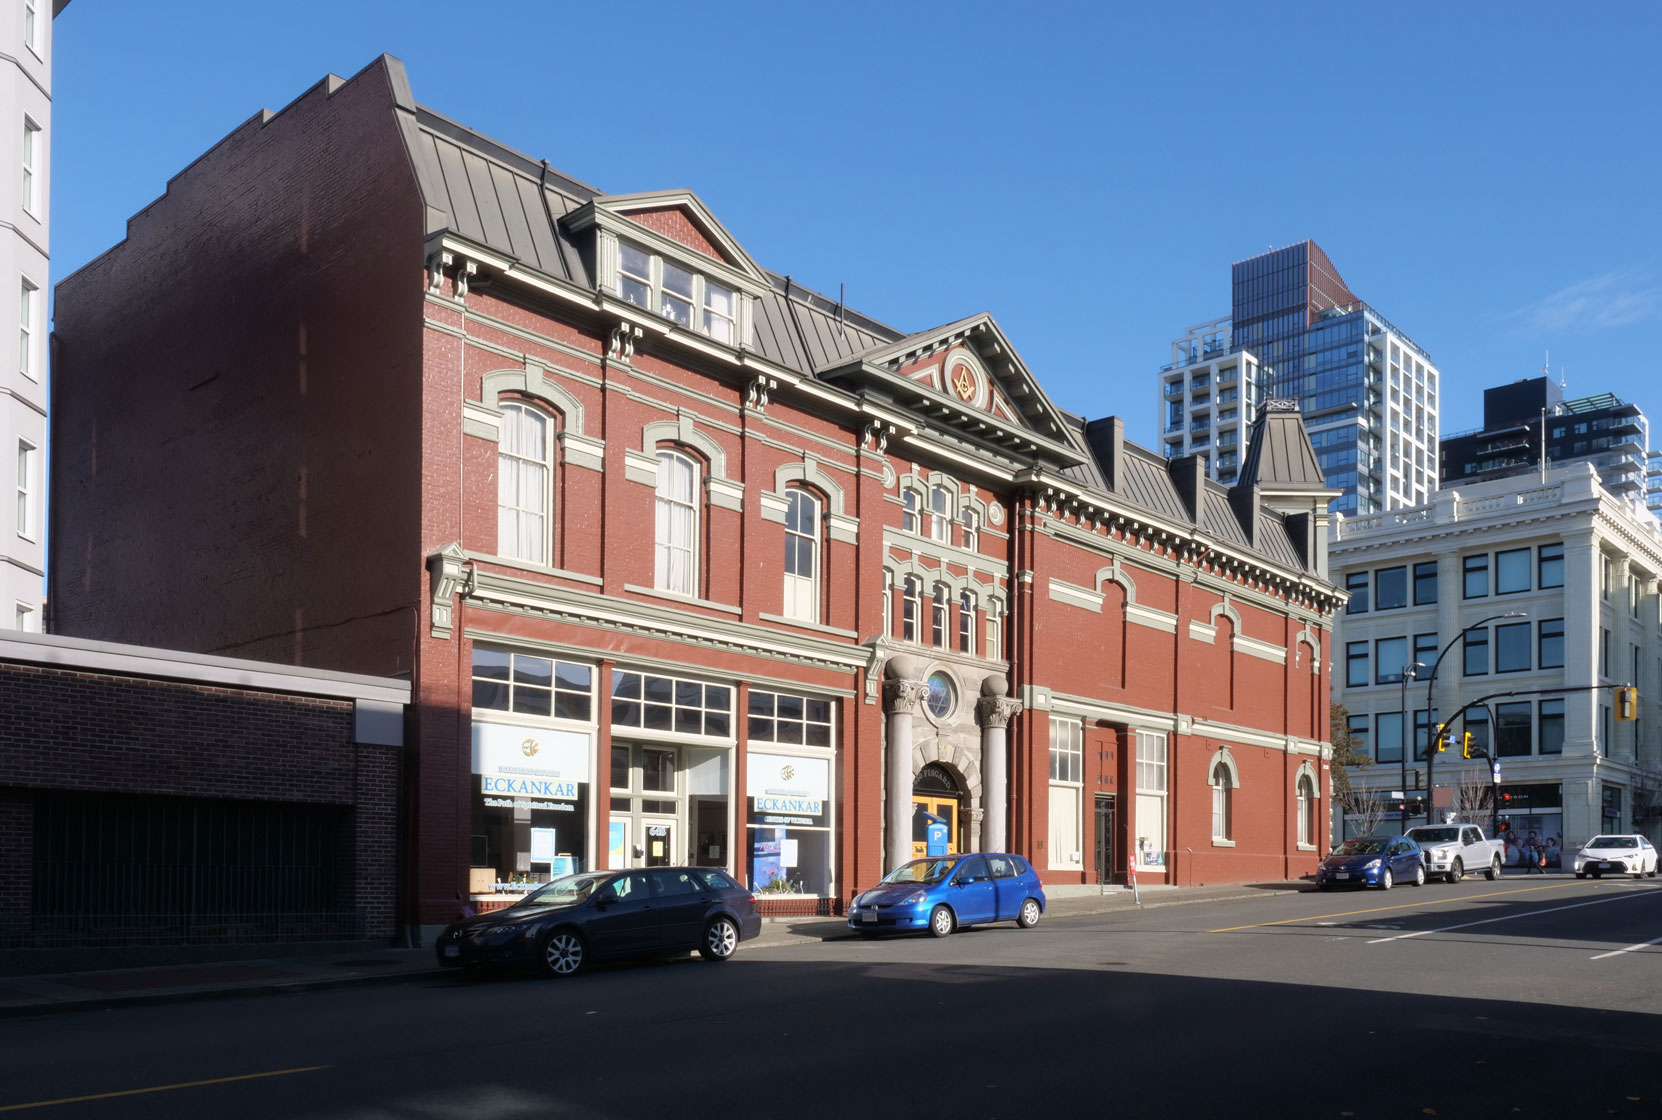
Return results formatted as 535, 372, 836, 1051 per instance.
1586, 837, 1637, 849
1409, 828, 1459, 843
517, 872, 609, 907
1334, 839, 1386, 856
881, 858, 959, 885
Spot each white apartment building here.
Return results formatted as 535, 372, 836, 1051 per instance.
1157, 317, 1264, 487
1331, 462, 1662, 859
2, 0, 51, 631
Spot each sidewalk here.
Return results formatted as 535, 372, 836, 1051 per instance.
0, 880, 1311, 1018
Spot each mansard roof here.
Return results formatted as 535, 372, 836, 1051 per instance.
1237, 401, 1328, 492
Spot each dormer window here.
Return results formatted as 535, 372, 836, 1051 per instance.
618, 239, 737, 345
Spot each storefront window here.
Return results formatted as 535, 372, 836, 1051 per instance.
612, 672, 731, 738
748, 690, 833, 747
1495, 783, 1564, 867
746, 750, 833, 898
473, 649, 592, 721
470, 721, 593, 893
609, 741, 731, 871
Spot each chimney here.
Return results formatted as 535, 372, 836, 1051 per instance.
1083, 416, 1123, 491
1170, 454, 1205, 524
1229, 481, 1260, 549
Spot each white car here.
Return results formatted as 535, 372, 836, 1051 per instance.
1572, 835, 1659, 878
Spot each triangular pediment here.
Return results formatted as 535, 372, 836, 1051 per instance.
818, 313, 1085, 467
564, 189, 771, 293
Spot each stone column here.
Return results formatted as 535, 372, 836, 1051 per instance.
882, 658, 925, 873
976, 676, 1022, 852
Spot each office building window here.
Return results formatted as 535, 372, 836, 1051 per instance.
1345, 571, 1369, 613
1495, 622, 1531, 673
1538, 618, 1564, 669
1538, 699, 1564, 755
1495, 701, 1532, 757
1346, 641, 1369, 687
1601, 628, 1610, 678
1463, 554, 1488, 598
1347, 715, 1370, 760
1464, 628, 1489, 676
1413, 632, 1438, 674
1495, 548, 1530, 595
1413, 561, 1438, 605
1376, 711, 1403, 764
1374, 636, 1407, 685
1537, 543, 1564, 589
1375, 566, 1407, 610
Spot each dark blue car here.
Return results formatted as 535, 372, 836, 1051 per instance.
435, 867, 762, 977
1317, 835, 1426, 890
847, 853, 1045, 937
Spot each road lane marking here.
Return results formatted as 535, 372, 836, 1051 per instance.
1206, 882, 1584, 933
0, 1066, 328, 1112
1366, 891, 1652, 944
1590, 934, 1662, 960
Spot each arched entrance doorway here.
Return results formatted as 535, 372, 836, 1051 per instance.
912, 762, 964, 859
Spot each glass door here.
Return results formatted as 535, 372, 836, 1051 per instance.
641, 818, 676, 867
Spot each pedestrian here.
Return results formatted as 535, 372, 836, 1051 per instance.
1526, 841, 1545, 874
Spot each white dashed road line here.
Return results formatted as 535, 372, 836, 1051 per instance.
1589, 934, 1662, 960
1365, 890, 1654, 945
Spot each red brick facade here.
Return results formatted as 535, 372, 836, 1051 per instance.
50, 57, 1341, 935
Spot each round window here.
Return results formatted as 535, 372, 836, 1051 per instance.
924, 672, 955, 719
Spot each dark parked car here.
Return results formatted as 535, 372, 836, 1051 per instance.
847, 853, 1045, 937
1316, 835, 1426, 890
436, 867, 762, 977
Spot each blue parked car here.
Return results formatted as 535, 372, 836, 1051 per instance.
1316, 835, 1426, 890
847, 853, 1045, 937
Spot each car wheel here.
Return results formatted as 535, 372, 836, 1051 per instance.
1017, 898, 1042, 929
1485, 858, 1501, 882
1592, 865, 1603, 878
1413, 863, 1426, 887
1379, 867, 1394, 890
928, 905, 955, 938
1449, 858, 1464, 884
699, 916, 739, 962
1318, 882, 1332, 891
539, 929, 586, 978
1576, 872, 1586, 879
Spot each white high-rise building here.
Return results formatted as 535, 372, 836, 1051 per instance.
1158, 241, 1439, 517
2, 0, 52, 632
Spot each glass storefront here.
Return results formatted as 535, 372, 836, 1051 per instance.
608, 742, 731, 870
470, 721, 593, 889
746, 750, 832, 898
1494, 782, 1564, 868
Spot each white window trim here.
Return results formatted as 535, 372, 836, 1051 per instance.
654, 448, 700, 596
929, 485, 953, 544
1048, 717, 1084, 869
19, 278, 35, 382
618, 239, 739, 346
21, 117, 38, 218
22, 0, 40, 59
782, 488, 820, 625
496, 402, 552, 566
1135, 730, 1168, 868
15, 438, 35, 541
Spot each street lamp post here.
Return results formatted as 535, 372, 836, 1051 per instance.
1423, 611, 1527, 826
1398, 660, 1428, 827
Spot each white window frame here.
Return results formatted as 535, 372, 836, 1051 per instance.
1210, 759, 1234, 844
496, 402, 552, 565
22, 0, 38, 56
1296, 773, 1317, 849
930, 583, 948, 647
959, 508, 978, 552
618, 239, 739, 345
18, 278, 35, 381
957, 590, 975, 656
782, 488, 820, 624
901, 576, 920, 642
1048, 717, 1083, 869
15, 438, 35, 540
901, 489, 920, 534
929, 485, 952, 543
654, 448, 700, 595
986, 599, 1003, 661
1135, 731, 1168, 868
15, 602, 34, 632
21, 117, 38, 217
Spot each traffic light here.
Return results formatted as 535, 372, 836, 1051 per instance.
1461, 732, 1474, 759
1616, 686, 1639, 722
1435, 728, 1450, 753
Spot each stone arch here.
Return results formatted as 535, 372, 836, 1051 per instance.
911, 749, 983, 812
1295, 759, 1319, 790
1209, 597, 1242, 632
1095, 560, 1137, 606
481, 363, 587, 436
773, 458, 846, 516
1296, 625, 1321, 673
1207, 745, 1240, 787
642, 415, 728, 480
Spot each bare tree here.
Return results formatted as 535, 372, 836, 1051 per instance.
1339, 785, 1388, 840
1452, 765, 1492, 822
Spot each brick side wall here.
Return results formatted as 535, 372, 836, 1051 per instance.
51, 60, 425, 678
623, 208, 723, 261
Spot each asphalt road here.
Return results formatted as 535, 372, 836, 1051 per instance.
3, 877, 1660, 1120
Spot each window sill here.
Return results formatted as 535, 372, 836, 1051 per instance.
623, 585, 741, 615
1297, 843, 1317, 853
1211, 838, 1236, 848
758, 612, 858, 639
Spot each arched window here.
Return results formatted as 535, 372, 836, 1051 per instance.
902, 489, 920, 534
498, 402, 552, 564
958, 591, 975, 655
929, 485, 953, 543
1297, 772, 1319, 848
931, 583, 948, 646
902, 577, 921, 642
1211, 758, 1234, 842
960, 508, 979, 552
655, 449, 699, 594
783, 488, 820, 623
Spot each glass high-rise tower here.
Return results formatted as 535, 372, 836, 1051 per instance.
1159, 240, 1439, 517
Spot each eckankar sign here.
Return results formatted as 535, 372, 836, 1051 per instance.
472, 721, 591, 801
747, 753, 830, 822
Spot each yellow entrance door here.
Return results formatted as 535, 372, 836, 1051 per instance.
911, 796, 961, 859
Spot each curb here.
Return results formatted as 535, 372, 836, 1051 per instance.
0, 964, 452, 1020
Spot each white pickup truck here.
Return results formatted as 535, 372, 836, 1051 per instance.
1404, 823, 1506, 883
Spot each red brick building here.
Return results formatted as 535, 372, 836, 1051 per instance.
0, 631, 408, 961
50, 56, 1342, 940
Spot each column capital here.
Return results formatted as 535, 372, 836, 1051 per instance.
883, 678, 926, 714
976, 696, 1023, 728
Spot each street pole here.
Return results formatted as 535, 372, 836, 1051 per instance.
1423, 611, 1527, 827
1399, 661, 1427, 828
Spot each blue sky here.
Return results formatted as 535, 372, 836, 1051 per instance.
51, 1, 1662, 450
